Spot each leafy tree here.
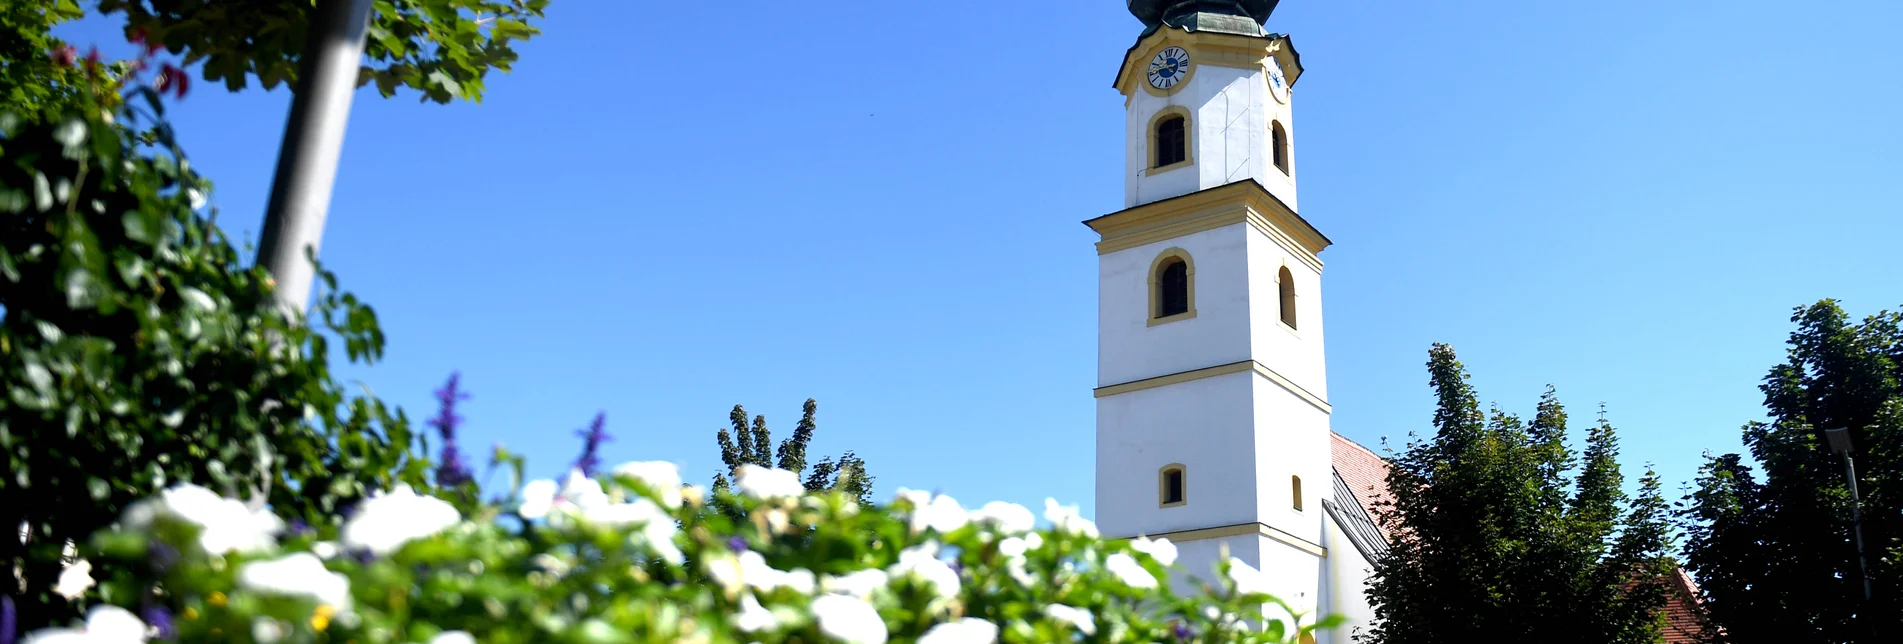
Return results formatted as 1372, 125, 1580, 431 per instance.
0, 0, 548, 626
1680, 300, 1901, 643
4, 0, 547, 110
0, 71, 434, 629
0, 1, 88, 119
1363, 343, 1674, 644
711, 399, 874, 507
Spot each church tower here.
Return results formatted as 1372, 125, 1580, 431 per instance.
1088, 0, 1334, 623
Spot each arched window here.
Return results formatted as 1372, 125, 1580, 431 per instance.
1277, 266, 1297, 329
1158, 260, 1188, 317
1291, 475, 1304, 511
1155, 115, 1187, 168
1148, 249, 1195, 324
1159, 464, 1187, 507
1271, 120, 1289, 174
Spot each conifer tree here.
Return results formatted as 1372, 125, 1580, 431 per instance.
1363, 344, 1673, 644
711, 399, 875, 509
1680, 300, 1901, 643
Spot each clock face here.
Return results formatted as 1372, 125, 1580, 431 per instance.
1266, 63, 1289, 103
1147, 46, 1191, 90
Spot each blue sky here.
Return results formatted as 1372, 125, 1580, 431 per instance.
57, 0, 1903, 520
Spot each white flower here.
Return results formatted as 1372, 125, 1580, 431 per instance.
578, 497, 684, 563
518, 479, 558, 519
820, 569, 889, 598
969, 501, 1035, 534
311, 541, 340, 560
811, 594, 887, 644
735, 465, 805, 500
611, 461, 684, 508
1043, 604, 1097, 636
237, 552, 351, 608
1042, 499, 1098, 538
54, 558, 93, 600
1105, 553, 1158, 589
895, 489, 968, 535
1226, 557, 1268, 596
121, 483, 281, 554
886, 542, 960, 600
997, 532, 1042, 558
735, 594, 779, 633
1006, 558, 1036, 587
429, 632, 476, 644
560, 469, 609, 510
21, 605, 148, 644
917, 618, 999, 644
252, 618, 285, 643
520, 471, 609, 523
705, 550, 814, 596
1130, 536, 1178, 567
779, 568, 818, 595
342, 485, 460, 556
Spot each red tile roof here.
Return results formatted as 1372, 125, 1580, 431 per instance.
1329, 432, 1394, 537
1328, 432, 1709, 643
1659, 567, 1711, 643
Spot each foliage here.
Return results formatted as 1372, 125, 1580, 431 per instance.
0, 58, 427, 632
1679, 300, 1901, 643
1362, 343, 1675, 644
95, 0, 549, 103
0, 0, 88, 119
37, 458, 1342, 643
713, 399, 875, 508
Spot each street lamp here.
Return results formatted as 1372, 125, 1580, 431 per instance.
1822, 427, 1872, 604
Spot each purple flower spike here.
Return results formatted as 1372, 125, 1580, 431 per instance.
727, 536, 749, 553
572, 412, 612, 477
1, 595, 16, 644
147, 540, 179, 572
1173, 621, 1193, 642
142, 605, 175, 640
430, 372, 474, 487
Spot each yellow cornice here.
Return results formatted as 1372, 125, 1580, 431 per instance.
1094, 358, 1332, 415
1113, 29, 1303, 105
1111, 521, 1325, 558
1083, 180, 1330, 272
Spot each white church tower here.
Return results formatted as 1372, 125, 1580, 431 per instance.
1088, 0, 1336, 629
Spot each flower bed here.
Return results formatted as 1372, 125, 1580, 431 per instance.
31, 462, 1336, 643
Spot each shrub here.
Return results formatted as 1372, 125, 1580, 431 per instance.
35, 459, 1340, 643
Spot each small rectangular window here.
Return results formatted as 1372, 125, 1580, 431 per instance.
1163, 469, 1184, 505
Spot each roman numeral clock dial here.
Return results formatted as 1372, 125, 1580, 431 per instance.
1146, 46, 1190, 90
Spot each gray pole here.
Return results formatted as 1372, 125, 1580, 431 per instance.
1844, 452, 1872, 603
256, 0, 377, 316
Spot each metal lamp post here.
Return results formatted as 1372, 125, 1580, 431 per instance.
256, 0, 378, 316
1822, 426, 1873, 606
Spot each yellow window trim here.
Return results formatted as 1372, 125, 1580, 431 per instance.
1146, 105, 1195, 175
1159, 463, 1187, 508
1147, 247, 1197, 326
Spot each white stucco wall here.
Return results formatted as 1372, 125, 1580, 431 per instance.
1095, 371, 1257, 539
1097, 222, 1253, 387
1125, 40, 1298, 211
1250, 375, 1331, 543
1320, 514, 1377, 644
1245, 227, 1328, 400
